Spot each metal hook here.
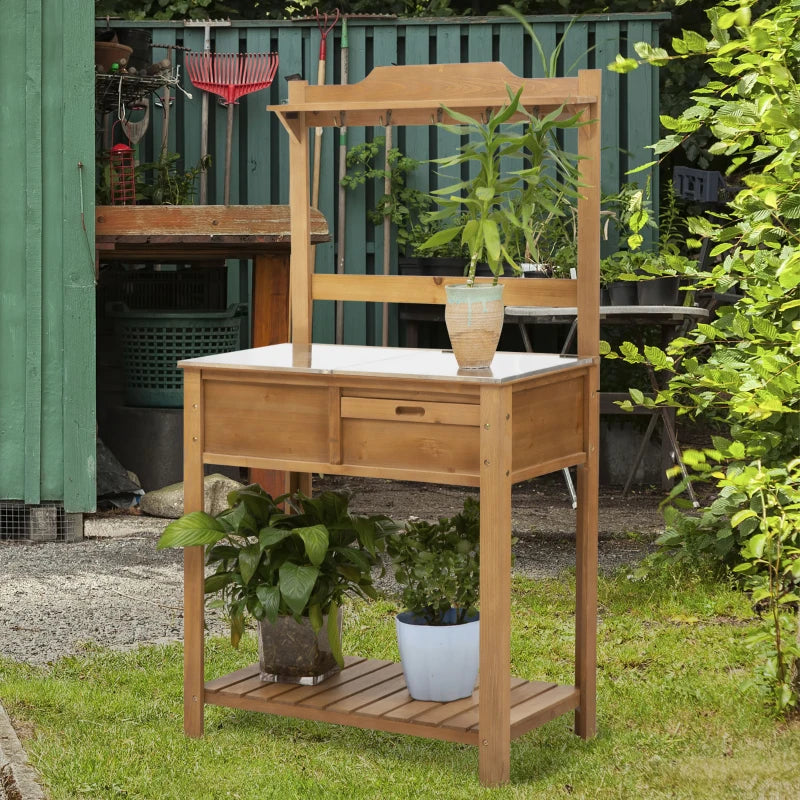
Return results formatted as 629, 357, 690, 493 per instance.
117, 77, 126, 122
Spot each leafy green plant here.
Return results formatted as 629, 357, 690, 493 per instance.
157, 485, 396, 663
387, 497, 487, 626
604, 0, 800, 710
340, 137, 434, 257
418, 88, 584, 285
136, 151, 211, 205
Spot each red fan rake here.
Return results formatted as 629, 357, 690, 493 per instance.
185, 51, 279, 203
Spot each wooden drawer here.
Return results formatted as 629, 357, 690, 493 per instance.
340, 396, 480, 480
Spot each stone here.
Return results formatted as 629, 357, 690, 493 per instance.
139, 474, 244, 519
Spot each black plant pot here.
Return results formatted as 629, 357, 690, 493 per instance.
600, 285, 612, 306
608, 281, 638, 306
636, 276, 680, 306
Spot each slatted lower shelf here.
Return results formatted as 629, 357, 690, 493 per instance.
205, 656, 580, 745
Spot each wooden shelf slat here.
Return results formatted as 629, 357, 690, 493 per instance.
204, 659, 576, 746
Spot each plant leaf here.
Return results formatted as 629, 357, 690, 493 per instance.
157, 512, 226, 549
327, 601, 344, 668
239, 542, 262, 586
278, 562, 320, 616
255, 585, 281, 623
296, 525, 329, 566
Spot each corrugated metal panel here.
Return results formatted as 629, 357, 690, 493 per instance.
1, 0, 95, 511
104, 15, 667, 346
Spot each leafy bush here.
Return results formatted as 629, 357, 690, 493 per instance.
606, 0, 800, 711
387, 497, 481, 625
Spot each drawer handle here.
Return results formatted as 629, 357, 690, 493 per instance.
395, 405, 425, 417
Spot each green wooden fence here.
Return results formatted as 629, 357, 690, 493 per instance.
102, 14, 667, 346
1, 0, 95, 510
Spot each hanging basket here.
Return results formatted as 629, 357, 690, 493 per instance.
444, 284, 505, 369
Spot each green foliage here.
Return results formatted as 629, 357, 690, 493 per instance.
158, 485, 397, 660
599, 183, 697, 286
97, 151, 211, 205
135, 152, 211, 205
8, 565, 800, 799
387, 497, 494, 625
419, 89, 584, 285
604, 0, 800, 711
340, 137, 434, 256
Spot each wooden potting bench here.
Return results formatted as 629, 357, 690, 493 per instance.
180, 62, 601, 787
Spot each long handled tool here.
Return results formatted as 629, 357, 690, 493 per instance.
312, 8, 340, 209
185, 51, 279, 204
184, 19, 232, 204
335, 16, 349, 344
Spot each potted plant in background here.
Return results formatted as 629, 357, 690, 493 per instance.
157, 484, 396, 685
418, 89, 584, 369
387, 497, 483, 702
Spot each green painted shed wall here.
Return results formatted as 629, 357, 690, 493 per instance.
106, 14, 667, 347
1, 0, 96, 511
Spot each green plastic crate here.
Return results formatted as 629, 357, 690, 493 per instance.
111, 304, 246, 407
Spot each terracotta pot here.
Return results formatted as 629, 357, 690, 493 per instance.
95, 41, 133, 71
445, 283, 505, 369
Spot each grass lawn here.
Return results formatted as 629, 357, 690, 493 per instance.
1, 564, 798, 800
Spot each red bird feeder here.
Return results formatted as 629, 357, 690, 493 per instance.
109, 142, 136, 205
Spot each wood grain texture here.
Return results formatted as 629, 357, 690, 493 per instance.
182, 369, 206, 737
250, 252, 291, 496
311, 274, 578, 307
95, 204, 329, 239
478, 385, 513, 786
204, 659, 576, 747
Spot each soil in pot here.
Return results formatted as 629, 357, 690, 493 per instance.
258, 610, 342, 685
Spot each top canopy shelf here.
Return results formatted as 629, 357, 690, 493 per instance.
268, 62, 597, 132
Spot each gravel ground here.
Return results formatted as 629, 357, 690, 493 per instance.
0, 476, 664, 666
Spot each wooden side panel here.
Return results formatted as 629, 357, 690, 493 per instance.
511, 376, 585, 473
202, 379, 329, 464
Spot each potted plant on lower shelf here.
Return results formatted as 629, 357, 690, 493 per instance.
418, 89, 584, 369
387, 497, 482, 702
157, 484, 396, 685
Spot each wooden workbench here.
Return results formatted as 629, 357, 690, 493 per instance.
181, 62, 602, 788
95, 204, 329, 347
96, 203, 329, 495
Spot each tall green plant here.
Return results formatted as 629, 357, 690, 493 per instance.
419, 88, 583, 284
605, 0, 800, 710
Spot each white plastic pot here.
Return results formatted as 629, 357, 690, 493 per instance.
395, 609, 480, 702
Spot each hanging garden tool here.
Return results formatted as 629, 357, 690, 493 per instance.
183, 18, 232, 204
185, 50, 279, 204
312, 7, 340, 209
121, 102, 151, 153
